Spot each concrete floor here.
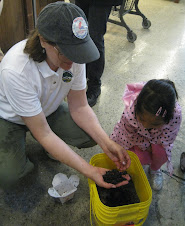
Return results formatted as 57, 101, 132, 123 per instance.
1, 0, 185, 225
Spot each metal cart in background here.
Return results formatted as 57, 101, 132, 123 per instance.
108, 0, 151, 43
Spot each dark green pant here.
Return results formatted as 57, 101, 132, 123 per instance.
0, 102, 96, 189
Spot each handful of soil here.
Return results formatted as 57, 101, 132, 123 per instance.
97, 169, 140, 207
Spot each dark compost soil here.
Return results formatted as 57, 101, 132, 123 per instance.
97, 169, 140, 207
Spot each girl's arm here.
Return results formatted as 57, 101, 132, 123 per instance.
160, 103, 182, 152
110, 108, 147, 150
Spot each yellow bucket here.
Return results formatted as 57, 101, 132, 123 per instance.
88, 151, 152, 226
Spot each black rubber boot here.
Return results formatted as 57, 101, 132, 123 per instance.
180, 152, 185, 173
86, 86, 101, 107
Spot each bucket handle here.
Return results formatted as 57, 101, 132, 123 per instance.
89, 187, 93, 226
89, 186, 99, 226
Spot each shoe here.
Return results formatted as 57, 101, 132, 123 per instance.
86, 87, 101, 107
180, 152, 185, 173
149, 168, 163, 191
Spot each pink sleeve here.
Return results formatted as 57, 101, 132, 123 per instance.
160, 102, 182, 174
110, 110, 142, 150
110, 82, 147, 149
110, 115, 133, 149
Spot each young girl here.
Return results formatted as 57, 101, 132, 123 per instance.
110, 79, 182, 191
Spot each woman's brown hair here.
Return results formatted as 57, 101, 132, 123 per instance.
24, 28, 55, 62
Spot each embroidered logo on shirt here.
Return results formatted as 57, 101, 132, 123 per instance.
62, 71, 73, 83
72, 17, 88, 39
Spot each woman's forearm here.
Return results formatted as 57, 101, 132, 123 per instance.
70, 105, 110, 149
39, 130, 95, 178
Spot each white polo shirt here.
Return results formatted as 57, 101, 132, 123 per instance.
0, 40, 86, 125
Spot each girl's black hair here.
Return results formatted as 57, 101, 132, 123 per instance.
135, 79, 178, 124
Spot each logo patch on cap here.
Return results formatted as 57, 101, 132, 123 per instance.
62, 71, 73, 83
72, 17, 88, 39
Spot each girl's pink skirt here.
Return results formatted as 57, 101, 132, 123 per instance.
129, 144, 168, 171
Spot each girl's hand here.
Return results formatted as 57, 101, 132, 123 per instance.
102, 139, 131, 171
90, 167, 130, 189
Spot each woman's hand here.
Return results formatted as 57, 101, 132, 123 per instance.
90, 167, 130, 189
102, 139, 131, 171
